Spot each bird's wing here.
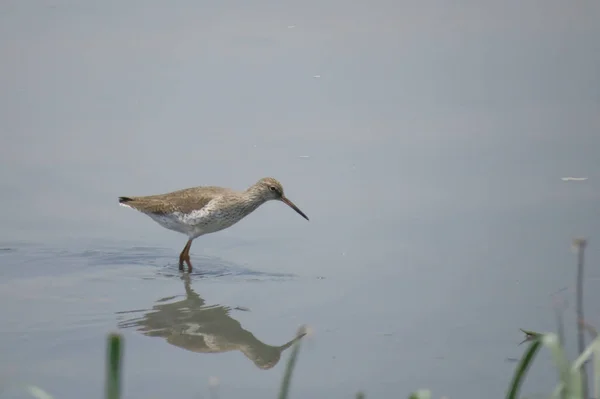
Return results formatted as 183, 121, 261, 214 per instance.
119, 186, 234, 215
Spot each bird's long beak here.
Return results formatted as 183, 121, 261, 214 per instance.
281, 196, 309, 221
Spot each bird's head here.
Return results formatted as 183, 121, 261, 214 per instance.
252, 177, 309, 221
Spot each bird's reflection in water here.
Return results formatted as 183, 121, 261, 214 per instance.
116, 274, 305, 370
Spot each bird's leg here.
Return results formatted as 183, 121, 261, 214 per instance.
184, 240, 193, 273
179, 239, 193, 272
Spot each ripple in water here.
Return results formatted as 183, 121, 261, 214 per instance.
78, 246, 298, 282
156, 256, 298, 282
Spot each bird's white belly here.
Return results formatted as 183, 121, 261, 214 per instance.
147, 207, 241, 239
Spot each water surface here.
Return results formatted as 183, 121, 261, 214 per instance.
1, 0, 599, 398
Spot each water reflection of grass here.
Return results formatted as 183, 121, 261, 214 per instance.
15, 238, 600, 399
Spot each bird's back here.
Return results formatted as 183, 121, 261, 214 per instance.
119, 186, 236, 215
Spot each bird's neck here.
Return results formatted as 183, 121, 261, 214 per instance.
240, 187, 268, 212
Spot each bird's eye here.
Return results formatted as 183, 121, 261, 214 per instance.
269, 186, 277, 192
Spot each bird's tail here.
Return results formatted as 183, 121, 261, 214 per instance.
117, 196, 163, 214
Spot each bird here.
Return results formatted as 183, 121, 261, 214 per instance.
118, 177, 309, 272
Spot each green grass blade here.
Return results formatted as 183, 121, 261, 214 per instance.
594, 340, 600, 399
506, 335, 543, 399
24, 386, 55, 399
105, 333, 123, 399
569, 371, 583, 399
408, 389, 431, 399
572, 336, 600, 399
572, 337, 600, 371
355, 392, 365, 399
551, 383, 565, 399
277, 328, 305, 399
542, 334, 578, 396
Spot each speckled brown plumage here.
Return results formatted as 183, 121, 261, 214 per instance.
118, 177, 309, 273
119, 186, 235, 215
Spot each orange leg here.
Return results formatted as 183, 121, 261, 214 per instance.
178, 239, 193, 272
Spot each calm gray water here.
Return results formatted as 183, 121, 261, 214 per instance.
1, 0, 599, 398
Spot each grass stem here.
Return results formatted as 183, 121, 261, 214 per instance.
105, 333, 123, 399
574, 238, 589, 399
